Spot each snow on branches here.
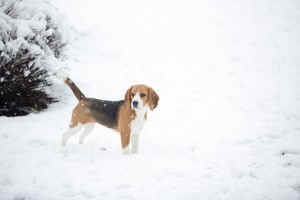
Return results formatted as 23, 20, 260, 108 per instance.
0, 0, 69, 116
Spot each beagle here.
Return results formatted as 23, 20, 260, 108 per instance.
60, 76, 159, 155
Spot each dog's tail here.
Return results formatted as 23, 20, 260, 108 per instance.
57, 74, 85, 101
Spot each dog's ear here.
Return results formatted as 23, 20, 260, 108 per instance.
124, 86, 133, 109
148, 87, 159, 111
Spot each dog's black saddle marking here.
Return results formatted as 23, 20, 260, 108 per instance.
86, 98, 125, 128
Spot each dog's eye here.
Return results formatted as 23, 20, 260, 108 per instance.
130, 93, 135, 97
141, 93, 146, 98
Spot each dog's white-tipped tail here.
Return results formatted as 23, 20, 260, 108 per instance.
55, 73, 68, 81
58, 75, 86, 101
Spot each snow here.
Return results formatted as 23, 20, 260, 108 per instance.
0, 0, 69, 76
0, 40, 4, 51
1, 0, 300, 199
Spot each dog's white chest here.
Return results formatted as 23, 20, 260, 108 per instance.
130, 116, 146, 134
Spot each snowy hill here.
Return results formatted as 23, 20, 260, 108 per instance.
1, 0, 300, 199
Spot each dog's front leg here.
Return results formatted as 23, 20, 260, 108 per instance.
121, 131, 130, 155
131, 133, 140, 154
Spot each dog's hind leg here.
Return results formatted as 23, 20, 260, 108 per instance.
79, 123, 95, 145
61, 124, 83, 146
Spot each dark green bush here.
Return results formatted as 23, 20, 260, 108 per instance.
0, 0, 68, 116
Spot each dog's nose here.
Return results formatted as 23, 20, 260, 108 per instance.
132, 101, 139, 107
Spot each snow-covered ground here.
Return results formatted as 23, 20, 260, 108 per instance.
1, 0, 300, 199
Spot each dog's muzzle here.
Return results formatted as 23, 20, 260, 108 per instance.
132, 101, 139, 108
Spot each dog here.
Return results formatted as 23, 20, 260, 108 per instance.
60, 76, 159, 155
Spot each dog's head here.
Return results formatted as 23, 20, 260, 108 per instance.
125, 84, 159, 111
